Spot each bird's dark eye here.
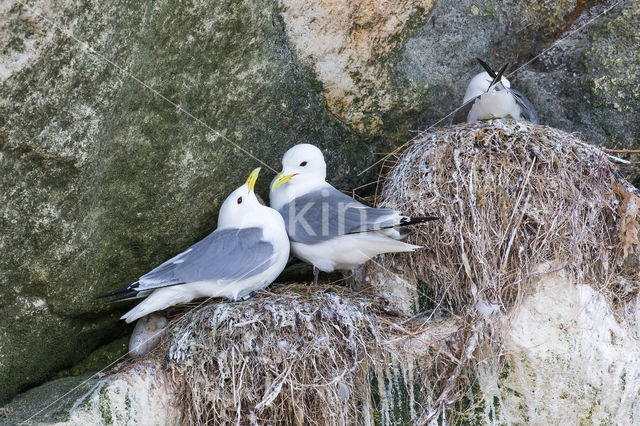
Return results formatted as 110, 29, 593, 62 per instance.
237, 197, 242, 204
300, 161, 307, 167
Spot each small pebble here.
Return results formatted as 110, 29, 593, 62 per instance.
129, 313, 168, 358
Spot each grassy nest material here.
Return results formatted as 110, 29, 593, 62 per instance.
161, 285, 455, 425
358, 120, 640, 422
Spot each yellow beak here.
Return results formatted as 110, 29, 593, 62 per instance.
246, 167, 261, 192
271, 171, 296, 191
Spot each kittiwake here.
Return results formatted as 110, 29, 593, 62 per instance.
99, 168, 290, 323
269, 144, 438, 285
453, 59, 538, 124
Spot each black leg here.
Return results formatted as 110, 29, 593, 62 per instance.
313, 266, 319, 286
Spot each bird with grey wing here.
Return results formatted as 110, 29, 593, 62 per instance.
98, 168, 290, 323
452, 59, 539, 124
269, 144, 438, 286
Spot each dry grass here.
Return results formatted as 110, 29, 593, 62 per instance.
359, 120, 640, 423
161, 284, 447, 425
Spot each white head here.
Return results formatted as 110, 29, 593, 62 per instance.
270, 144, 327, 192
463, 71, 511, 103
217, 168, 265, 229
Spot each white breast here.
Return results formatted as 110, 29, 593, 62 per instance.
291, 232, 420, 272
467, 91, 522, 122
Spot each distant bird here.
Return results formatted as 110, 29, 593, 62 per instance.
99, 168, 290, 323
453, 59, 538, 124
269, 144, 438, 285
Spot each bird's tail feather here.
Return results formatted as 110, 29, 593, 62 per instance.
121, 292, 170, 323
376, 216, 439, 240
345, 216, 439, 236
120, 286, 193, 323
96, 281, 140, 300
398, 216, 439, 227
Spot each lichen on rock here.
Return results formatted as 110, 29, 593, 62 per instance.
3, 0, 640, 416
478, 268, 640, 424
279, 0, 435, 132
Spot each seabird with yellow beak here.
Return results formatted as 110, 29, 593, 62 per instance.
99, 168, 290, 323
270, 144, 437, 285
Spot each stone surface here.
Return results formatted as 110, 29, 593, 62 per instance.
2, 0, 639, 406
0, 362, 179, 425
280, 0, 435, 133
477, 269, 640, 424
0, 0, 373, 403
0, 374, 98, 425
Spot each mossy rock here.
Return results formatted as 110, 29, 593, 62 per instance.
0, 0, 375, 403
0, 374, 98, 425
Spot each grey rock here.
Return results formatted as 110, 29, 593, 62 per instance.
0, 0, 372, 403
128, 313, 167, 359
0, 374, 98, 425
2, 0, 639, 405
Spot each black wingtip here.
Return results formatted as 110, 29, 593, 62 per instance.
477, 58, 497, 78
487, 63, 508, 91
400, 216, 440, 226
95, 281, 139, 300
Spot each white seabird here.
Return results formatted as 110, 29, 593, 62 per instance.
453, 59, 538, 124
269, 144, 437, 285
99, 168, 290, 323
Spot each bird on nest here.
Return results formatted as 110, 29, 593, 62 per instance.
453, 58, 539, 124
269, 143, 438, 286
99, 168, 290, 323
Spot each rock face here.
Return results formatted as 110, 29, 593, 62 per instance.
1, 0, 639, 407
279, 0, 434, 133
0, 362, 179, 425
478, 269, 640, 424
3, 123, 639, 423
0, 0, 372, 403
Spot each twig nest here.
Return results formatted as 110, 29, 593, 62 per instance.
165, 289, 388, 424
358, 120, 640, 319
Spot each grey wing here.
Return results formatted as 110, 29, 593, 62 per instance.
136, 227, 275, 291
508, 88, 539, 124
451, 98, 476, 124
279, 187, 399, 244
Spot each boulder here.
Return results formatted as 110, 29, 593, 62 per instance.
0, 0, 371, 402
2, 0, 639, 405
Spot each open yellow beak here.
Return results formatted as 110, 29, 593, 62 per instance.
271, 171, 296, 191
246, 167, 261, 192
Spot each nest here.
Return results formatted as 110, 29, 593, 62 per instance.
358, 120, 640, 422
159, 285, 451, 425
